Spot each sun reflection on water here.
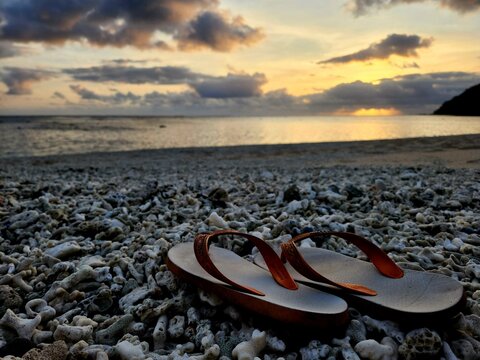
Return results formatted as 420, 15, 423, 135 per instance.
1, 115, 480, 157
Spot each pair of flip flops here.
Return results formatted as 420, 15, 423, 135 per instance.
167, 230, 464, 328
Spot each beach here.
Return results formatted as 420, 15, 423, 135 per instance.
2, 133, 480, 170
1, 134, 480, 359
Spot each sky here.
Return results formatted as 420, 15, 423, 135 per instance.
0, 0, 479, 116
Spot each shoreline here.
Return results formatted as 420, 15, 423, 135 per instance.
1, 133, 480, 170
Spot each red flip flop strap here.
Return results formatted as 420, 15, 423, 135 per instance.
194, 230, 298, 296
281, 241, 377, 296
289, 232, 404, 279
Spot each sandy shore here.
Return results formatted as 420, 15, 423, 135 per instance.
0, 134, 479, 359
1, 133, 480, 171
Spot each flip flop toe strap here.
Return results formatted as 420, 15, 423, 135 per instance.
281, 232, 404, 296
194, 230, 298, 296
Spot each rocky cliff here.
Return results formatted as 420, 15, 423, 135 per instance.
433, 83, 480, 116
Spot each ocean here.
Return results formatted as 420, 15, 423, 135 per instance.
1, 115, 480, 158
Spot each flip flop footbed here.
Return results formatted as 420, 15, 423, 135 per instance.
167, 243, 349, 328
254, 247, 464, 318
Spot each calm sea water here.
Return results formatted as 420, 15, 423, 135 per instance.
1, 115, 480, 158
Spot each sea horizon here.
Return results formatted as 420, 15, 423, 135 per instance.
0, 113, 441, 119
1, 114, 480, 158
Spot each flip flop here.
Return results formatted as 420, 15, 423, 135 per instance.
167, 230, 349, 328
254, 231, 465, 321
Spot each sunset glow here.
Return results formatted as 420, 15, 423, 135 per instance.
352, 108, 402, 116
0, 0, 479, 116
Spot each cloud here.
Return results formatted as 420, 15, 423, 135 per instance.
305, 71, 479, 113
0, 41, 26, 58
69, 85, 102, 101
176, 11, 264, 51
63, 64, 266, 98
0, 67, 55, 95
104, 59, 160, 65
0, 0, 262, 51
67, 85, 303, 116
52, 91, 66, 100
392, 61, 420, 69
64, 65, 210, 84
348, 0, 480, 15
319, 34, 433, 64
70, 84, 141, 104
145, 88, 304, 115
190, 73, 267, 98
0, 41, 21, 59
65, 71, 478, 115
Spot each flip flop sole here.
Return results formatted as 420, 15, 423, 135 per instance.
167, 243, 349, 328
254, 248, 464, 321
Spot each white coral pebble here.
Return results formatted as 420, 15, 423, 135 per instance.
53, 324, 93, 343
25, 298, 56, 321
232, 330, 267, 360
354, 337, 398, 360
115, 340, 146, 360
0, 309, 41, 340
153, 314, 168, 350
207, 212, 229, 228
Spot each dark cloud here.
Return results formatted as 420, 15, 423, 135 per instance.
64, 65, 210, 84
143, 90, 203, 108
306, 71, 479, 113
176, 11, 264, 51
0, 41, 26, 58
69, 85, 102, 101
144, 88, 305, 115
70, 84, 141, 104
190, 73, 267, 98
0, 67, 55, 95
348, 0, 480, 15
393, 61, 420, 69
104, 59, 154, 65
0, 0, 262, 51
57, 71, 480, 115
63, 65, 266, 99
52, 91, 66, 100
70, 85, 206, 112
68, 85, 303, 116
319, 34, 433, 64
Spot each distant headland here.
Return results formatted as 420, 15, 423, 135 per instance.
433, 83, 480, 116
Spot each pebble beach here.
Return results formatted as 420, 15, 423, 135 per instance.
1, 134, 480, 360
